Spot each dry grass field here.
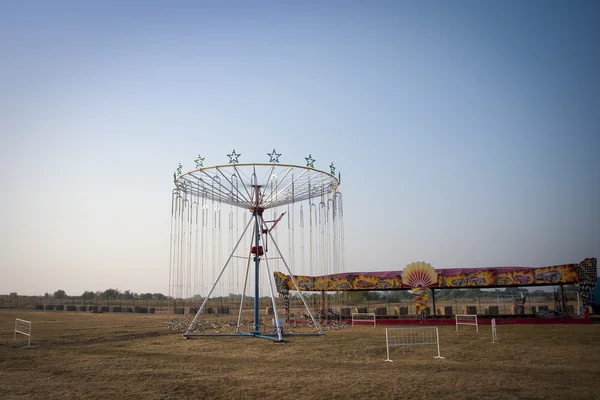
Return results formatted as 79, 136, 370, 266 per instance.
1, 310, 599, 400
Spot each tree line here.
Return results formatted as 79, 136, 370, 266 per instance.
5, 289, 169, 301
5, 285, 572, 302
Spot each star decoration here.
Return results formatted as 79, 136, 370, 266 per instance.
305, 154, 316, 168
174, 163, 183, 182
267, 149, 281, 163
227, 149, 241, 164
194, 155, 205, 169
329, 162, 335, 175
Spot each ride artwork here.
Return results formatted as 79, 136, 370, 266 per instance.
274, 258, 596, 291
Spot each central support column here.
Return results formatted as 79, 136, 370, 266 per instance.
250, 179, 264, 337
253, 208, 262, 335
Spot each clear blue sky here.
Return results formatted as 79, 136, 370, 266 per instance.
1, 1, 598, 295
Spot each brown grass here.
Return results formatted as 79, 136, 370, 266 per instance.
1, 310, 599, 400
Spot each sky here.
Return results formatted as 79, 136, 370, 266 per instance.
1, 1, 598, 296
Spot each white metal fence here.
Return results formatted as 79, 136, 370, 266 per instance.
491, 318, 498, 343
385, 327, 444, 362
352, 312, 376, 327
13, 318, 32, 347
455, 314, 478, 332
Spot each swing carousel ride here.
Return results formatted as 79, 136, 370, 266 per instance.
169, 150, 597, 342
169, 150, 344, 341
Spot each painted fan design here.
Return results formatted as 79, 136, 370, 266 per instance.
402, 262, 438, 288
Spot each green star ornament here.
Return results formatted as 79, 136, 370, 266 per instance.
194, 155, 205, 169
227, 150, 241, 164
267, 149, 281, 163
305, 154, 316, 168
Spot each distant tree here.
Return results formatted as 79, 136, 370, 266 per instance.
364, 291, 382, 301
53, 289, 67, 299
8, 292, 19, 307
154, 293, 168, 300
346, 291, 368, 303
82, 291, 96, 301
439, 289, 469, 299
121, 290, 134, 300
530, 289, 553, 300
44, 292, 51, 298
381, 291, 411, 302
101, 288, 121, 300
504, 287, 528, 297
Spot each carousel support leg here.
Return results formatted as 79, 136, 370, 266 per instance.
264, 227, 324, 335
432, 288, 437, 317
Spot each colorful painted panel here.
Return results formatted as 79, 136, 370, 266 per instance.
274, 258, 596, 319
293, 275, 315, 291
497, 269, 535, 286
533, 264, 579, 284
274, 259, 593, 292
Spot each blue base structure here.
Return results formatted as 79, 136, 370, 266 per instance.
183, 332, 324, 341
